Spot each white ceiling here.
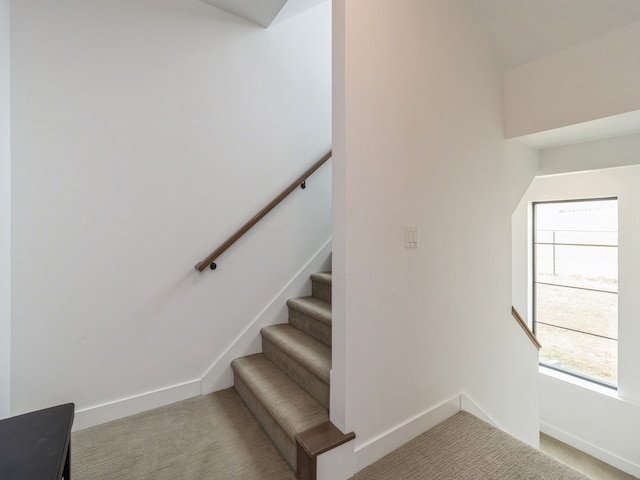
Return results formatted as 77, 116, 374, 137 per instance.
201, 0, 287, 27
201, 0, 327, 28
470, 0, 640, 148
204, 0, 640, 147
470, 0, 640, 70
204, 0, 640, 67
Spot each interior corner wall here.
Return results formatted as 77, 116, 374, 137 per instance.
513, 163, 640, 476
335, 0, 539, 469
505, 21, 640, 138
0, 0, 10, 419
10, 0, 331, 420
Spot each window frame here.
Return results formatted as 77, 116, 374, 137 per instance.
532, 196, 619, 390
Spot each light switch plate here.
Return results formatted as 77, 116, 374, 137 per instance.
405, 227, 419, 248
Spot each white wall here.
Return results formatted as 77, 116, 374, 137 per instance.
10, 0, 332, 422
540, 372, 640, 478
330, 0, 347, 434
0, 0, 10, 419
512, 162, 640, 476
333, 0, 540, 471
538, 131, 640, 176
505, 21, 640, 138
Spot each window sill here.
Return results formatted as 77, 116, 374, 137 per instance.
539, 365, 618, 399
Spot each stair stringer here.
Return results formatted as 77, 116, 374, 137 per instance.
201, 238, 332, 394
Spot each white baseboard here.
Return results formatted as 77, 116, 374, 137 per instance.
540, 421, 640, 478
71, 241, 332, 431
352, 393, 526, 473
354, 394, 460, 471
460, 392, 501, 429
200, 238, 332, 393
73, 379, 202, 431
73, 239, 332, 431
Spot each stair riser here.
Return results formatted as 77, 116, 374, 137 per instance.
288, 309, 331, 347
311, 280, 331, 304
233, 372, 297, 470
262, 337, 330, 409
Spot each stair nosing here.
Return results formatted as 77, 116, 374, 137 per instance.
310, 271, 332, 286
287, 296, 332, 326
232, 354, 328, 441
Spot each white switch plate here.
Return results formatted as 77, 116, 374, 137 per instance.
405, 227, 419, 248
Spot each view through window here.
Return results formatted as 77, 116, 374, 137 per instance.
533, 198, 618, 387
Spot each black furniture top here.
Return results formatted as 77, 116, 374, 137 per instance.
0, 403, 75, 480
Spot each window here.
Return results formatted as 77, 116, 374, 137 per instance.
533, 198, 618, 388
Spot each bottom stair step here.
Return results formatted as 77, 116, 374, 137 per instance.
231, 353, 329, 470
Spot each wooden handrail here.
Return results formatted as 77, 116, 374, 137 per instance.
195, 151, 332, 272
511, 306, 542, 350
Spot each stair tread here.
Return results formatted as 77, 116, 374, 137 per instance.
261, 324, 331, 383
287, 296, 331, 326
232, 354, 328, 441
310, 271, 332, 286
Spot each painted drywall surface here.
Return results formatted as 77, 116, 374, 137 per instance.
505, 21, 640, 138
457, 130, 541, 448
330, 0, 347, 435
0, 0, 10, 419
275, 0, 330, 26
333, 0, 539, 467
538, 131, 640, 176
512, 164, 640, 473
540, 373, 640, 477
10, 0, 331, 416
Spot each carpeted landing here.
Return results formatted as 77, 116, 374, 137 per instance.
350, 411, 593, 480
73, 389, 635, 480
71, 388, 296, 480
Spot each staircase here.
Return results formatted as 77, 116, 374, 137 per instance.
231, 271, 335, 473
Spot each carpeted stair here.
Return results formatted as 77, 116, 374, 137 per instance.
231, 271, 333, 472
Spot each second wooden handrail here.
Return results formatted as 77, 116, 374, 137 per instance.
195, 150, 332, 272
511, 306, 542, 350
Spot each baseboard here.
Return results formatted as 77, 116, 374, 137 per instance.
354, 394, 460, 471
200, 239, 332, 394
540, 421, 640, 478
72, 240, 332, 432
73, 379, 202, 431
460, 392, 501, 429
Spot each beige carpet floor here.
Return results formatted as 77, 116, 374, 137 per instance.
350, 411, 592, 480
71, 388, 296, 480
72, 391, 637, 480
540, 433, 638, 480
